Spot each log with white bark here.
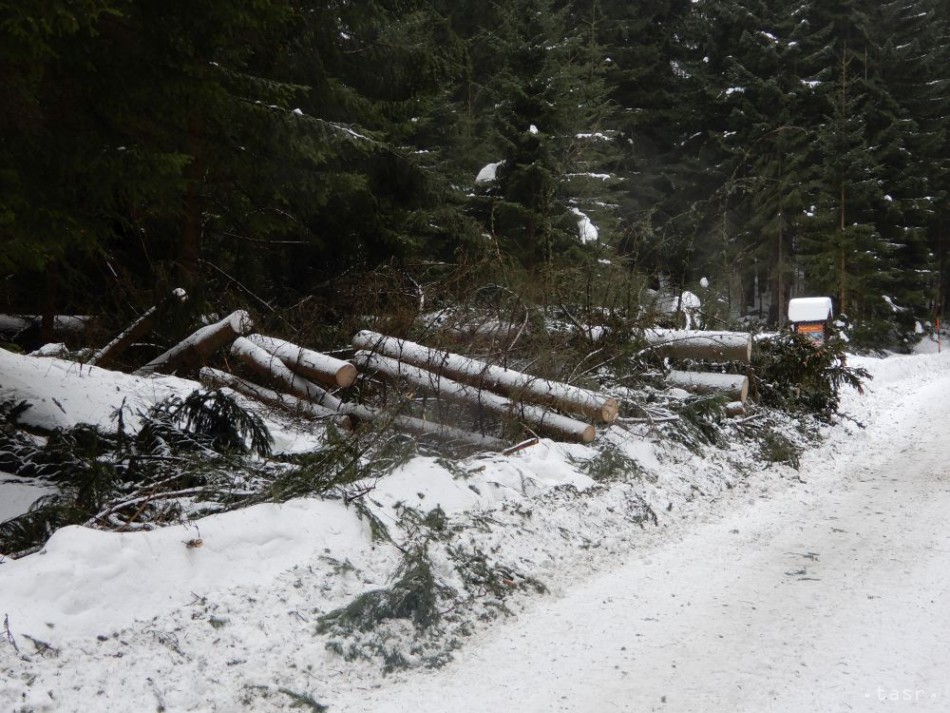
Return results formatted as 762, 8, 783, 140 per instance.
204, 362, 499, 449
642, 329, 752, 364
666, 370, 749, 403
353, 350, 596, 443
135, 309, 252, 376
88, 288, 188, 369
352, 330, 618, 424
449, 319, 521, 341
229, 336, 344, 411
0, 315, 94, 346
245, 334, 356, 388
341, 402, 504, 450
199, 367, 352, 429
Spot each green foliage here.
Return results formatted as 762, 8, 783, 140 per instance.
577, 442, 643, 482
1, 0, 944, 350
277, 688, 328, 713
143, 389, 273, 458
758, 430, 802, 469
263, 428, 416, 504
0, 494, 89, 557
316, 501, 545, 671
752, 332, 870, 417
671, 396, 728, 452
446, 542, 547, 600
0, 390, 279, 554
318, 545, 446, 635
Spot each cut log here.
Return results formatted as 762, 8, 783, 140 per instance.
199, 367, 352, 428
642, 329, 752, 364
353, 350, 596, 443
245, 334, 356, 388
666, 370, 749, 403
449, 319, 521, 341
352, 330, 618, 424
724, 401, 747, 418
341, 403, 504, 450
0, 315, 38, 341
135, 310, 252, 376
88, 288, 188, 369
229, 336, 344, 411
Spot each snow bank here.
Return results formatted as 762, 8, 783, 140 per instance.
0, 349, 195, 432
1, 499, 369, 640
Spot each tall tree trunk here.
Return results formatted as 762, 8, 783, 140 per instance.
839, 185, 847, 311
178, 112, 205, 289
837, 47, 848, 312
41, 262, 59, 344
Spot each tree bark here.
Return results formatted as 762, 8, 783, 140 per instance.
199, 367, 351, 429
667, 370, 749, 403
88, 288, 188, 369
135, 310, 252, 376
353, 349, 597, 444
341, 403, 504, 451
229, 336, 344, 411
642, 329, 752, 364
246, 334, 356, 388
724, 401, 747, 418
41, 262, 59, 345
178, 113, 205, 289
353, 330, 618, 424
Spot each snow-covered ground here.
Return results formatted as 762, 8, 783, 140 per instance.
1, 340, 948, 712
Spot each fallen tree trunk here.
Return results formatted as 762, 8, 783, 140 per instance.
135, 310, 252, 376
0, 314, 95, 349
229, 336, 345, 411
642, 329, 752, 364
352, 330, 618, 424
246, 334, 357, 388
353, 349, 596, 443
667, 370, 749, 402
88, 288, 188, 369
199, 367, 352, 428
341, 402, 504, 450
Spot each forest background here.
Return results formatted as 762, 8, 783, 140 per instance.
2, 0, 948, 352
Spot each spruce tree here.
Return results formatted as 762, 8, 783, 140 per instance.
796, 0, 936, 345
455, 0, 619, 270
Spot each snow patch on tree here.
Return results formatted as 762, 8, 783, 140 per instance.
475, 161, 505, 184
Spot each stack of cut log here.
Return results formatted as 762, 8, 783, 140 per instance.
352, 330, 618, 444
641, 328, 752, 415
117, 311, 616, 447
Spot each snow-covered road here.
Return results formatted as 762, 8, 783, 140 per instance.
5, 350, 950, 713
334, 354, 950, 713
